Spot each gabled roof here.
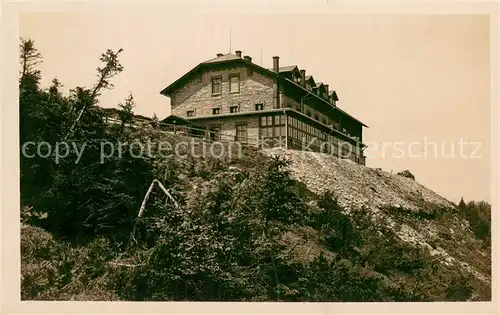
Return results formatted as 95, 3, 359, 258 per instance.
283, 77, 367, 127
161, 114, 192, 126
279, 65, 297, 72
315, 82, 325, 90
305, 75, 315, 86
202, 53, 241, 64
268, 65, 302, 79
160, 54, 367, 127
329, 90, 339, 102
160, 53, 265, 96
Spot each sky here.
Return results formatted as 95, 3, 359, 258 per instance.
19, 12, 491, 203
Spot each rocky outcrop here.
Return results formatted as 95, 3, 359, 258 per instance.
264, 148, 454, 212
397, 170, 416, 180
264, 148, 490, 286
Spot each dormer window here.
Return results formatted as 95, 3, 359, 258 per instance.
212, 108, 221, 115
187, 110, 195, 117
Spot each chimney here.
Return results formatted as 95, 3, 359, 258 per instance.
300, 69, 306, 87
216, 53, 223, 57
273, 56, 279, 72
243, 55, 252, 63
235, 50, 242, 58
272, 56, 280, 108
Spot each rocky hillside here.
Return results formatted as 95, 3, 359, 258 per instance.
21, 131, 492, 301
266, 148, 453, 212
20, 38, 492, 302
265, 148, 491, 298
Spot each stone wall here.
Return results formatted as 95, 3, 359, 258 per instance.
194, 116, 260, 144
171, 66, 275, 117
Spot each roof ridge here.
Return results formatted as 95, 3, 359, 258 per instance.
202, 53, 240, 64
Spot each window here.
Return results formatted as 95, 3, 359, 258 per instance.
274, 126, 282, 137
314, 115, 319, 121
229, 74, 240, 93
209, 125, 221, 141
230, 106, 239, 113
306, 110, 311, 117
266, 116, 273, 126
211, 76, 222, 95
236, 123, 247, 142
255, 103, 264, 111
212, 108, 221, 115
259, 114, 286, 142
187, 110, 195, 117
261, 116, 267, 126
278, 115, 286, 125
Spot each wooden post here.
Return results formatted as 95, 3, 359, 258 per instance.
284, 110, 288, 150
127, 179, 180, 250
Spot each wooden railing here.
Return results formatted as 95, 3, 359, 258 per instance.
106, 117, 262, 147
105, 116, 366, 163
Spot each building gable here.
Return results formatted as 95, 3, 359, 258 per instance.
161, 52, 367, 128
161, 53, 278, 97
170, 63, 275, 118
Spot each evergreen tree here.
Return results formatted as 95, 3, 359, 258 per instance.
458, 197, 466, 212
19, 38, 42, 83
118, 92, 135, 128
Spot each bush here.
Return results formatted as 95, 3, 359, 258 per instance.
21, 225, 118, 300
458, 199, 491, 244
309, 191, 361, 255
397, 170, 415, 180
445, 274, 473, 301
18, 37, 490, 302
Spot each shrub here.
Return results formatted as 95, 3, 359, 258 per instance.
309, 191, 361, 255
445, 274, 473, 301
21, 225, 117, 300
397, 170, 415, 180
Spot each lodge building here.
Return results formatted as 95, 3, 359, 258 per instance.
160, 51, 368, 165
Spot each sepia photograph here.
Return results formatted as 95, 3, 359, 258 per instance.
1, 1, 498, 314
